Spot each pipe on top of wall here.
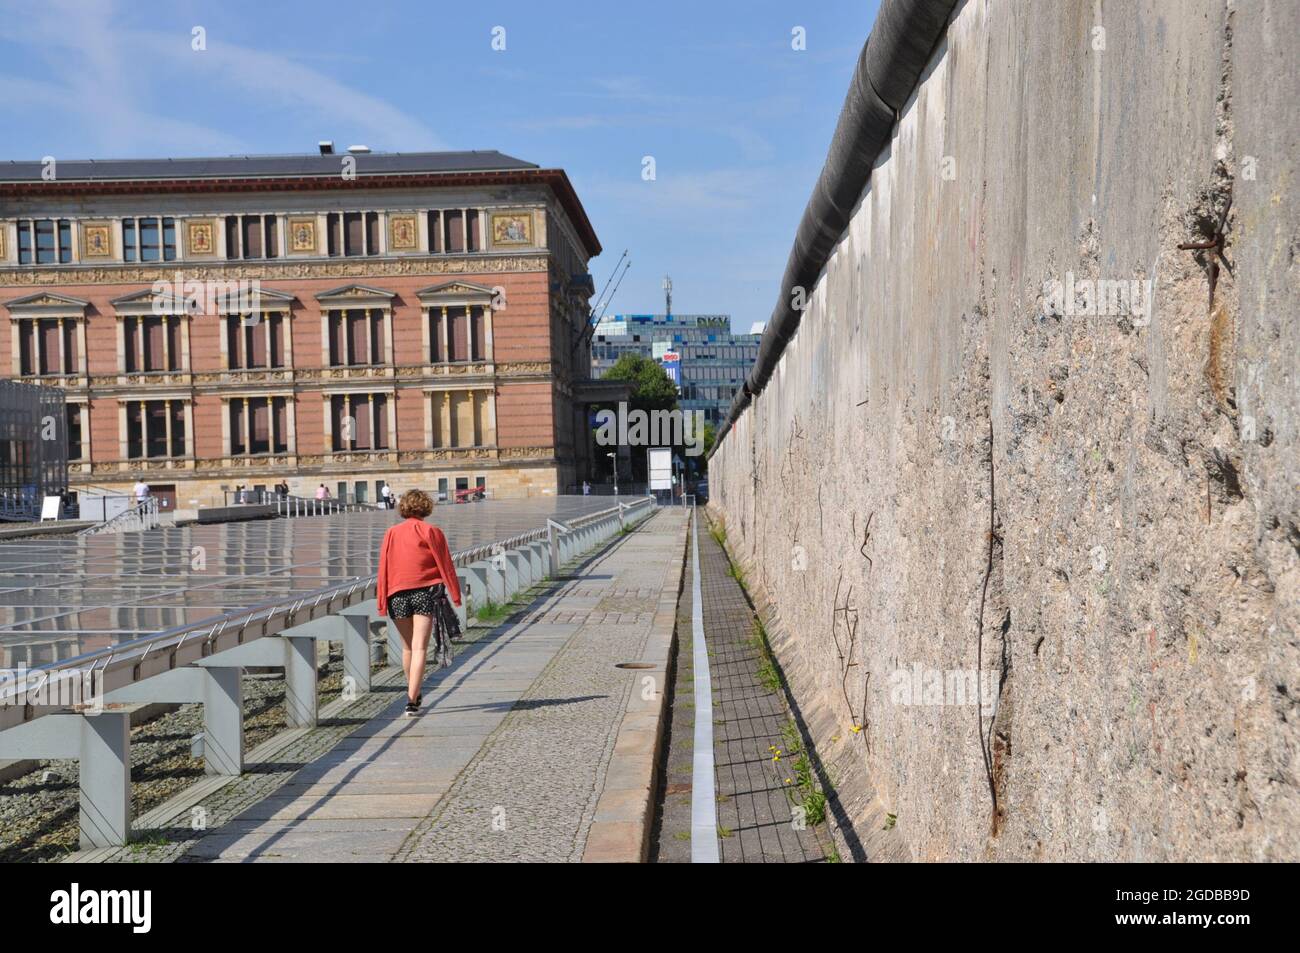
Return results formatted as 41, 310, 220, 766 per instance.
709, 0, 959, 457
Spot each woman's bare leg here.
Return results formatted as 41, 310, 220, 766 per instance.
405, 613, 433, 703
393, 616, 415, 679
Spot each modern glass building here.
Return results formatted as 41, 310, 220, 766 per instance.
0, 378, 67, 519
590, 313, 763, 426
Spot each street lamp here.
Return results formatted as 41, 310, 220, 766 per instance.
607, 451, 618, 497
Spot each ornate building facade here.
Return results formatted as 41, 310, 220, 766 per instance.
0, 150, 611, 508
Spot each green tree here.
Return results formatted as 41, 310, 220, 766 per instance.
603, 353, 678, 411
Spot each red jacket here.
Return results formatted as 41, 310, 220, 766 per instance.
377, 518, 462, 616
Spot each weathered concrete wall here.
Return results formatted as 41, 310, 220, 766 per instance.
709, 0, 1297, 861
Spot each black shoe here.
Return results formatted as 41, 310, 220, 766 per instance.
404, 699, 419, 717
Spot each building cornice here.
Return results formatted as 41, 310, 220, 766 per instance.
0, 253, 551, 287
0, 168, 601, 258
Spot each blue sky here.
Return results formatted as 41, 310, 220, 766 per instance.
0, 0, 879, 332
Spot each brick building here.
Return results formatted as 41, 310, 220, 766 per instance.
0, 148, 620, 509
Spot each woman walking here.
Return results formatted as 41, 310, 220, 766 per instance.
377, 489, 463, 715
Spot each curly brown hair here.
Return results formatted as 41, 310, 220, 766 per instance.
397, 488, 434, 519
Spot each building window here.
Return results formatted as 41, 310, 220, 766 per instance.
122, 217, 177, 262
224, 214, 279, 260
16, 318, 77, 375
66, 404, 84, 461
15, 219, 72, 264
426, 209, 481, 254
326, 212, 380, 257
229, 397, 289, 455
430, 390, 490, 448
126, 400, 186, 459
330, 393, 388, 452
327, 310, 386, 366
123, 316, 181, 372
427, 305, 487, 363
225, 314, 287, 369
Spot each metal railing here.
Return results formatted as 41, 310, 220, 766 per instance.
453, 495, 655, 566
76, 497, 160, 536
0, 490, 42, 522
274, 495, 382, 518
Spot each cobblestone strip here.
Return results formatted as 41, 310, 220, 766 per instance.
395, 510, 688, 863
698, 514, 831, 863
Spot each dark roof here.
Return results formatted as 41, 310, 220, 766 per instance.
0, 150, 537, 183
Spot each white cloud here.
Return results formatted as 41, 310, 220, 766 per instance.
0, 0, 438, 156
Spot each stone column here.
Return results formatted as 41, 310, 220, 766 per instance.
424, 391, 433, 448
386, 392, 397, 452
10, 320, 20, 376
284, 312, 295, 369
264, 312, 273, 369
421, 308, 431, 364
164, 399, 173, 457
77, 319, 88, 376
180, 315, 190, 373
383, 308, 393, 365
134, 317, 145, 373
118, 401, 128, 459
440, 306, 449, 364
57, 318, 66, 374
115, 317, 126, 375
242, 397, 252, 455
139, 400, 150, 457
486, 387, 498, 446
441, 391, 452, 448
484, 303, 495, 362
33, 319, 45, 375
287, 396, 298, 453
184, 401, 194, 457
220, 398, 231, 456
161, 315, 171, 372
323, 395, 333, 452
219, 315, 230, 369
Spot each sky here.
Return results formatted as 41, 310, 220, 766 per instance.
0, 0, 879, 332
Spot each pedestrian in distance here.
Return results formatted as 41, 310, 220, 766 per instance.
377, 489, 463, 716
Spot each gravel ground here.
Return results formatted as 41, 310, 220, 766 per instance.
0, 643, 368, 863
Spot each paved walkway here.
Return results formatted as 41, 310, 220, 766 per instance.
132, 508, 688, 863
652, 513, 831, 862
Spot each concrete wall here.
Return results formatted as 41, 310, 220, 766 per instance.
709, 0, 1297, 861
